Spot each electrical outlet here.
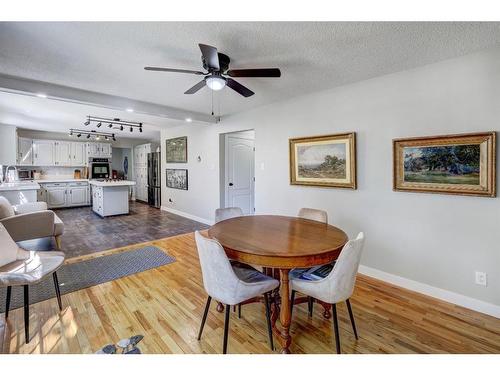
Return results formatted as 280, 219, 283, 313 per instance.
475, 271, 487, 286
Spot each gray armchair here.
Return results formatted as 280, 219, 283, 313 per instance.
0, 197, 64, 249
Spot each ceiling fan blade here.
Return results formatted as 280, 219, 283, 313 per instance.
184, 80, 207, 94
144, 67, 205, 75
227, 68, 281, 78
199, 44, 220, 71
226, 78, 255, 97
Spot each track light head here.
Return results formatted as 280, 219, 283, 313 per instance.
130, 127, 133, 132
120, 125, 124, 131
97, 122, 102, 128
84, 120, 90, 126
77, 133, 81, 138
108, 123, 113, 128
86, 134, 91, 139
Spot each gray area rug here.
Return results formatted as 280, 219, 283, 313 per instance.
0, 246, 175, 313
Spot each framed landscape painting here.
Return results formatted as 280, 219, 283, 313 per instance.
166, 136, 187, 163
166, 168, 188, 190
393, 132, 496, 197
289, 133, 356, 189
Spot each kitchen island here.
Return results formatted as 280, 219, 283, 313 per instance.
89, 180, 136, 217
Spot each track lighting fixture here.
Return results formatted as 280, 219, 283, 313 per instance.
84, 116, 143, 133
84, 120, 90, 126
70, 128, 117, 141
139, 127, 143, 133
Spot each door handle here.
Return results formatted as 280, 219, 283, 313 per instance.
229, 182, 234, 186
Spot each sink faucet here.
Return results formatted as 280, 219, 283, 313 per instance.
5, 166, 18, 183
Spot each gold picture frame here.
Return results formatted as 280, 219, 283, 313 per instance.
289, 132, 357, 189
393, 132, 496, 197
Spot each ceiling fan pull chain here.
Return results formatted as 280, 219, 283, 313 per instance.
211, 89, 214, 116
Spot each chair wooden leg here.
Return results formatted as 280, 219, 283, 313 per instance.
238, 304, 241, 319
5, 286, 12, 319
55, 235, 62, 250
332, 303, 341, 354
264, 292, 274, 351
197, 296, 211, 340
53, 272, 62, 311
223, 304, 230, 354
290, 290, 296, 319
308, 297, 314, 317
346, 299, 358, 339
24, 285, 30, 344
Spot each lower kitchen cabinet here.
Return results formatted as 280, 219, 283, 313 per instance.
38, 182, 90, 208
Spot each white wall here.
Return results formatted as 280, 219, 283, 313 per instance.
161, 47, 500, 313
0, 124, 17, 165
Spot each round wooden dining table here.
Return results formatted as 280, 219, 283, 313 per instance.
208, 215, 348, 354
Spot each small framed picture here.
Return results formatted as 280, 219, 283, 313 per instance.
166, 136, 187, 163
289, 132, 357, 189
393, 132, 496, 197
166, 168, 188, 190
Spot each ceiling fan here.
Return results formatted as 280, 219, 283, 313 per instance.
144, 43, 281, 98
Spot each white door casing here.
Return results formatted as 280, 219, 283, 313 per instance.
225, 135, 255, 214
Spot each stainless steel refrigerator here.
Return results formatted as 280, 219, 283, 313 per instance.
147, 152, 161, 208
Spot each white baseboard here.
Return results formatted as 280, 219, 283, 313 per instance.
160, 206, 214, 226
358, 265, 500, 318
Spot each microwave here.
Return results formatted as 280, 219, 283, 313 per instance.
18, 169, 34, 180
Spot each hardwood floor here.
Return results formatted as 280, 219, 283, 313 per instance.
2, 232, 499, 354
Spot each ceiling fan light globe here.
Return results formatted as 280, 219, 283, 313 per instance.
206, 76, 226, 91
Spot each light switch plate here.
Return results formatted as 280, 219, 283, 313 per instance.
475, 271, 487, 286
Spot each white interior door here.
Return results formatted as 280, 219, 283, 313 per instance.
226, 135, 255, 214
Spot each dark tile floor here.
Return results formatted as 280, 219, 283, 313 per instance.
54, 201, 209, 258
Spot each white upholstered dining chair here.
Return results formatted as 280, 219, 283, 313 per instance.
290, 232, 365, 354
0, 223, 65, 343
195, 231, 279, 353
298, 207, 328, 224
215, 207, 243, 223
296, 207, 329, 316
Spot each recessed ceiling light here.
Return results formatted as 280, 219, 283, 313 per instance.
126, 108, 134, 113
185, 118, 192, 122
36, 93, 47, 98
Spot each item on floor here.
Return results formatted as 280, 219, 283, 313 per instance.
96, 335, 144, 354
89, 179, 136, 217
207, 214, 349, 354
147, 152, 161, 208
195, 231, 278, 354
0, 246, 175, 313
73, 169, 81, 179
0, 223, 65, 343
290, 232, 365, 354
0, 197, 64, 249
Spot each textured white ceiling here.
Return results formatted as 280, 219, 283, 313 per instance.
1, 22, 500, 135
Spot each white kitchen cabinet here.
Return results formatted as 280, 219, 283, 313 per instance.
17, 137, 33, 165
68, 184, 87, 206
71, 142, 87, 166
33, 140, 55, 166
39, 181, 90, 208
46, 185, 67, 207
87, 142, 112, 158
54, 141, 72, 166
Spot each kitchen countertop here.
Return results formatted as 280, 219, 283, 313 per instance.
0, 181, 41, 191
89, 180, 136, 187
35, 178, 89, 183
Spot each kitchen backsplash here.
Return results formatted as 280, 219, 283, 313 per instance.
20, 166, 85, 180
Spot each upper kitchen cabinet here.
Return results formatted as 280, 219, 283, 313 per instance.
33, 140, 55, 166
54, 141, 72, 166
71, 142, 87, 166
87, 142, 112, 158
17, 137, 33, 165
